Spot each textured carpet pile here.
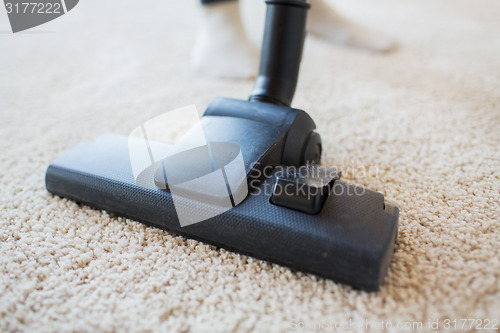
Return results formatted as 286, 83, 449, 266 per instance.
0, 0, 499, 331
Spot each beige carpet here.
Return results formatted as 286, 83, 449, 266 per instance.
1, 0, 499, 331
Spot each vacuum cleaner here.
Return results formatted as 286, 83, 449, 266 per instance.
46, 0, 399, 291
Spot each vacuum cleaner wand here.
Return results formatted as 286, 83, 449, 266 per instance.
45, 0, 399, 291
250, 0, 309, 106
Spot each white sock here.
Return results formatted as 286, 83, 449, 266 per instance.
191, 1, 258, 79
307, 0, 396, 53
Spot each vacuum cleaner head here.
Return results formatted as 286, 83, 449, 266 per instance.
46, 98, 398, 291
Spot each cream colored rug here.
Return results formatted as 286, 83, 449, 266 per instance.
1, 0, 499, 331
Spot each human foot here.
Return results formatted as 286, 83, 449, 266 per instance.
191, 2, 258, 79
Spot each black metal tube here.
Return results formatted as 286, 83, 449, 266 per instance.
249, 0, 310, 107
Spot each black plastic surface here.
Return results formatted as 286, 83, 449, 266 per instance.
46, 134, 399, 291
270, 165, 341, 214
249, 0, 309, 106
153, 97, 320, 193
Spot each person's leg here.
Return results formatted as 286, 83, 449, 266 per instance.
307, 0, 396, 53
200, 0, 233, 4
192, 0, 257, 79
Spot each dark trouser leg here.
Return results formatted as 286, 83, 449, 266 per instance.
200, 0, 237, 4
